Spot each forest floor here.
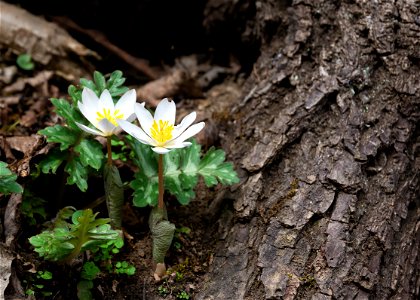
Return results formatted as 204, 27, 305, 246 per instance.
0, 2, 245, 299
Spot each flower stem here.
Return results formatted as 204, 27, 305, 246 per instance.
106, 137, 112, 165
158, 154, 164, 209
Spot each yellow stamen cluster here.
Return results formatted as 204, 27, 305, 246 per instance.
151, 120, 174, 145
96, 108, 124, 126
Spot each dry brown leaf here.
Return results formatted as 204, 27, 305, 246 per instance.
6, 135, 43, 157
3, 71, 53, 94
137, 69, 202, 106
0, 2, 98, 64
4, 193, 23, 248
0, 66, 18, 84
0, 244, 14, 300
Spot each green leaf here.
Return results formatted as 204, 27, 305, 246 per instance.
93, 71, 106, 93
149, 206, 175, 264
16, 53, 35, 70
81, 262, 100, 280
21, 191, 47, 225
130, 173, 158, 207
50, 98, 85, 130
38, 271, 53, 280
126, 136, 157, 177
198, 147, 240, 187
39, 125, 79, 151
107, 71, 124, 88
30, 208, 119, 262
39, 148, 67, 174
80, 78, 97, 94
126, 137, 159, 207
77, 280, 94, 300
29, 229, 73, 261
74, 139, 104, 170
0, 161, 23, 194
128, 139, 239, 206
108, 86, 128, 97
65, 157, 88, 192
106, 70, 128, 97
104, 164, 124, 228
68, 85, 82, 104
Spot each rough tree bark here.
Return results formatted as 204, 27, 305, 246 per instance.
198, 0, 419, 299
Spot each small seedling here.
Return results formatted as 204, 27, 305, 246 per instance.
29, 208, 119, 262
176, 290, 190, 299
158, 284, 170, 297
16, 53, 35, 70
24, 270, 53, 297
114, 261, 136, 275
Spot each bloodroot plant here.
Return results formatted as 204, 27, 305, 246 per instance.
119, 98, 239, 279
33, 70, 239, 284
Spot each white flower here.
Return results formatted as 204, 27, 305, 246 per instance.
76, 88, 136, 137
118, 98, 205, 154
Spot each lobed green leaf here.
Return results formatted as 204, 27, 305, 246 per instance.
38, 148, 67, 174
0, 161, 23, 194
50, 98, 85, 130
68, 84, 82, 103
130, 173, 158, 207
93, 71, 106, 93
74, 139, 104, 170
38, 125, 79, 151
198, 147, 240, 187
65, 157, 88, 192
128, 139, 239, 206
80, 78, 97, 94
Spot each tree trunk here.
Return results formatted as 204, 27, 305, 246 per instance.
198, 0, 420, 299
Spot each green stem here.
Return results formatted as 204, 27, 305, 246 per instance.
106, 137, 112, 166
158, 154, 164, 209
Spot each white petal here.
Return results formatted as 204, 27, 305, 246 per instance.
99, 89, 114, 110
172, 111, 196, 139
126, 113, 137, 122
169, 122, 205, 145
115, 89, 136, 120
118, 120, 156, 146
166, 141, 192, 149
152, 147, 171, 154
154, 98, 176, 125
76, 122, 106, 136
134, 102, 154, 136
81, 88, 100, 113
78, 101, 98, 127
96, 118, 116, 136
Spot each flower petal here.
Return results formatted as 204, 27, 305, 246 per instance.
168, 122, 205, 145
115, 89, 136, 120
78, 101, 98, 127
172, 111, 196, 140
134, 102, 154, 136
166, 141, 192, 149
99, 89, 114, 110
96, 118, 116, 136
118, 120, 156, 146
76, 122, 106, 136
151, 147, 171, 154
154, 98, 176, 125
81, 88, 100, 115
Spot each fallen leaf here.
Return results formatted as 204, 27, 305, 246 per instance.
0, 244, 14, 299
